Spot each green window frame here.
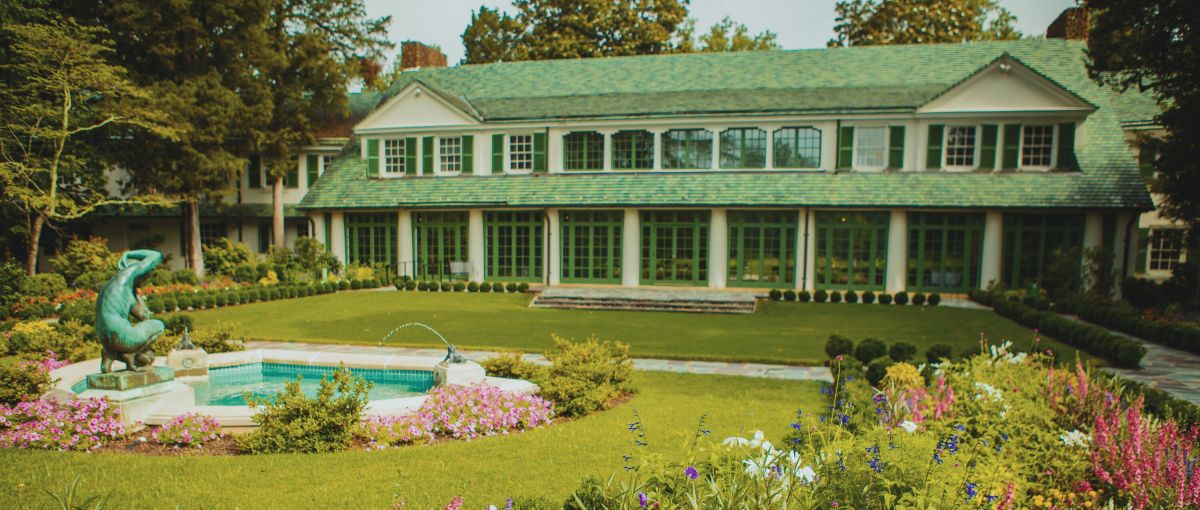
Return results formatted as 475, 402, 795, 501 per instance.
257, 222, 271, 253
814, 211, 889, 290
561, 211, 623, 284
906, 212, 985, 292
485, 211, 543, 281
306, 154, 319, 188
563, 131, 604, 171
1000, 213, 1084, 287
345, 212, 397, 268
719, 128, 766, 169
662, 129, 712, 170
727, 211, 797, 288
612, 130, 654, 170
285, 163, 299, 189
382, 138, 406, 175
640, 211, 709, 286
773, 127, 821, 169
413, 211, 469, 280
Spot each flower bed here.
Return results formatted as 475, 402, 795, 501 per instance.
153, 413, 224, 448
0, 398, 125, 451
358, 383, 554, 449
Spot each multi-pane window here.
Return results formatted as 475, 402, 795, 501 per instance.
322, 155, 334, 173
814, 212, 889, 290
906, 213, 985, 291
383, 139, 405, 175
612, 131, 654, 170
944, 126, 977, 167
509, 134, 533, 171
1021, 125, 1055, 168
1001, 213, 1084, 287
662, 129, 713, 169
346, 213, 397, 268
485, 211, 544, 280
774, 127, 821, 168
296, 223, 309, 238
563, 131, 604, 171
719, 128, 767, 168
854, 127, 887, 169
257, 223, 271, 252
439, 136, 462, 173
199, 224, 224, 248
1149, 229, 1184, 271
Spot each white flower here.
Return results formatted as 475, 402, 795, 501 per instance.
1060, 429, 1091, 449
722, 435, 752, 447
974, 382, 1004, 402
794, 466, 817, 485
898, 420, 918, 434
751, 430, 765, 447
743, 458, 765, 477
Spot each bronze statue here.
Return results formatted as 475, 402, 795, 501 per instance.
95, 250, 166, 373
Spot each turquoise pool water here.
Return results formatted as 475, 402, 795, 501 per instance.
71, 363, 435, 406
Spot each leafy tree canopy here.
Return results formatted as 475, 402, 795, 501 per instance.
828, 0, 1020, 47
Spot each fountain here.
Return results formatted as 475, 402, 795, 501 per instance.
379, 322, 485, 386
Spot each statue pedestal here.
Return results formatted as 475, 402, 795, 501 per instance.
77, 379, 195, 428
167, 349, 209, 378
86, 367, 176, 391
434, 360, 486, 387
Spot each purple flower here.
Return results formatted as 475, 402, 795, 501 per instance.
638, 492, 648, 508
684, 466, 698, 480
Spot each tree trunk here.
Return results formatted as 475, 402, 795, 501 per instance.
186, 199, 204, 279
25, 213, 46, 275
272, 176, 285, 249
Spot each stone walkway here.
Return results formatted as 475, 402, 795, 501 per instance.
245, 341, 833, 382
1101, 333, 1200, 405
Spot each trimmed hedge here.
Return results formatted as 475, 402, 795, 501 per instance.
1057, 295, 1200, 358
969, 290, 1146, 368
768, 289, 782, 301
783, 289, 796, 302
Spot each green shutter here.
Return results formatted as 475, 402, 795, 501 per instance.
887, 126, 905, 169
323, 212, 332, 252
1135, 228, 1150, 273
533, 131, 547, 173
926, 124, 943, 170
306, 154, 319, 187
248, 155, 262, 188
491, 134, 504, 174
365, 140, 379, 177
836, 126, 854, 170
461, 134, 474, 174
1057, 122, 1077, 170
979, 125, 998, 170
405, 137, 417, 176
422, 136, 434, 175
286, 161, 299, 189
1002, 124, 1021, 169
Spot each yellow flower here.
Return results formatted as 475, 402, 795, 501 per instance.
1085, 502, 1094, 508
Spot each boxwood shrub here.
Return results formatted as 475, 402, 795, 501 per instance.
1057, 294, 1200, 358
830, 290, 843, 303
854, 338, 887, 364
440, 282, 452, 292
814, 289, 828, 303
506, 283, 518, 293
911, 293, 926, 306
824, 334, 854, 359
798, 290, 812, 302
878, 293, 893, 305
492, 282, 505, 293
893, 292, 909, 305
862, 291, 876, 304
405, 281, 417, 291
768, 289, 782, 301
161, 297, 177, 312
783, 289, 797, 302
480, 282, 492, 292
468, 282, 479, 292
518, 282, 530, 292
844, 290, 858, 304
338, 280, 350, 291
928, 293, 942, 306
453, 282, 466, 292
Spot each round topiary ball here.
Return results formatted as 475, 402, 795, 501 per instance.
912, 293, 927, 306
844, 290, 859, 304
468, 282, 479, 292
405, 281, 417, 291
493, 282, 505, 293
479, 282, 492, 292
879, 293, 893, 305
440, 282, 452, 292
925, 343, 954, 363
928, 293, 942, 306
862, 291, 876, 304
893, 292, 909, 305
506, 283, 518, 293
824, 334, 855, 360
453, 282, 466, 292
517, 282, 530, 292
798, 290, 812, 302
783, 289, 797, 302
830, 291, 843, 303
814, 289, 828, 303
768, 289, 782, 301
854, 338, 887, 364
866, 358, 893, 387
888, 342, 918, 362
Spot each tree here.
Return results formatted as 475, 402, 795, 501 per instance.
0, 18, 174, 275
828, 0, 1021, 47
255, 0, 390, 249
461, 6, 529, 64
675, 16, 780, 52
1087, 0, 1200, 304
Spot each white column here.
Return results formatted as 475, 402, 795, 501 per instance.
621, 208, 640, 287
709, 208, 728, 288
468, 209, 484, 281
602, 132, 613, 171
885, 210, 908, 293
546, 208, 561, 285
710, 129, 720, 170
329, 212, 346, 265
979, 211, 1004, 289
801, 209, 816, 291
764, 128, 775, 169
652, 131, 663, 170
1113, 213, 1132, 279
310, 213, 325, 248
1081, 212, 1105, 290
397, 210, 413, 277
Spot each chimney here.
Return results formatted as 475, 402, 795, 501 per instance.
400, 41, 448, 71
1046, 7, 1090, 41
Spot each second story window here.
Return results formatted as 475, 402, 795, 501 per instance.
612, 130, 654, 170
944, 126, 977, 168
1021, 125, 1054, 168
383, 139, 406, 175
774, 127, 821, 169
854, 127, 887, 169
439, 136, 462, 173
1149, 229, 1184, 272
322, 155, 334, 173
509, 134, 533, 171
719, 128, 766, 169
563, 131, 604, 171
663, 129, 712, 170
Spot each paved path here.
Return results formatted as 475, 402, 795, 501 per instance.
1101, 332, 1200, 405
245, 341, 834, 382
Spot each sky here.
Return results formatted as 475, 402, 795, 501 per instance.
363, 0, 1079, 66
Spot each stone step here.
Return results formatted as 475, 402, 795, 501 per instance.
531, 296, 756, 314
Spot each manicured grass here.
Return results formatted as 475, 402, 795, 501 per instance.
0, 372, 822, 508
187, 291, 1085, 365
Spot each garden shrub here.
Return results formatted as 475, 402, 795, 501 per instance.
506, 283, 518, 293
0, 361, 52, 405
782, 289, 796, 302
337, 280, 350, 290
862, 290, 876, 304
853, 338, 887, 364
1056, 294, 1200, 358
893, 292, 908, 305
22, 273, 67, 300
911, 293, 926, 306
171, 269, 199, 285
161, 297, 177, 312
844, 290, 859, 303
925, 343, 954, 363
518, 282, 530, 292
49, 237, 120, 286
453, 282, 466, 292
481, 353, 547, 382
74, 270, 111, 292
824, 334, 854, 360
479, 282, 492, 292
178, 295, 194, 310
798, 290, 812, 302
888, 342, 917, 362
493, 282, 506, 293
201, 238, 254, 278
147, 298, 164, 314
164, 314, 194, 335
539, 335, 634, 418
425, 281, 438, 292
404, 281, 417, 291
468, 282, 479, 292
829, 290, 842, 303
878, 293, 892, 305
813, 289, 828, 303
768, 289, 782, 301
240, 367, 371, 453
57, 299, 96, 326
202, 294, 215, 308
440, 282, 452, 292
417, 281, 428, 291
350, 279, 362, 290
928, 292, 941, 306
14, 302, 54, 320
0, 263, 27, 311
152, 413, 223, 448
865, 358, 892, 386
881, 362, 923, 390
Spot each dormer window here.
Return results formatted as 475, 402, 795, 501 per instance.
439, 136, 462, 174
383, 139, 406, 175
509, 134, 534, 172
854, 127, 887, 170
1020, 125, 1055, 168
944, 126, 978, 168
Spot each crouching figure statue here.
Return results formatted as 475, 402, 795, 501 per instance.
95, 249, 166, 373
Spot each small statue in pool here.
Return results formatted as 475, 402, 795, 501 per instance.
95, 249, 166, 373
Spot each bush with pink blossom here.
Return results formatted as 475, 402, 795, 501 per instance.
0, 397, 125, 450
152, 413, 223, 448
359, 383, 553, 449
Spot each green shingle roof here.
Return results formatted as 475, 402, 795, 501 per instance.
301, 39, 1153, 212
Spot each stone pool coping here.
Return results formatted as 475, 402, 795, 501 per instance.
45, 349, 537, 427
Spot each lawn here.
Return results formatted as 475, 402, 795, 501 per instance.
187, 290, 1085, 365
0, 372, 822, 508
